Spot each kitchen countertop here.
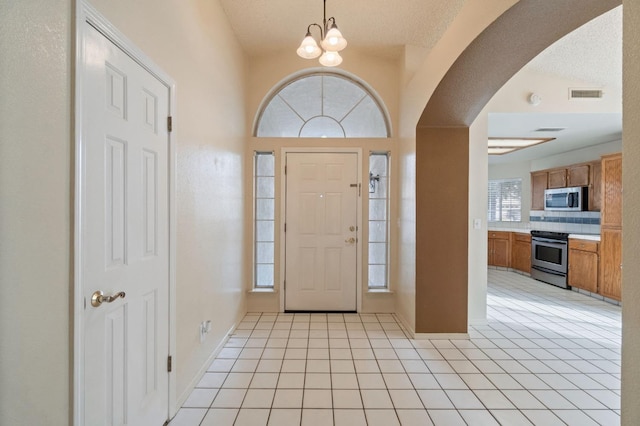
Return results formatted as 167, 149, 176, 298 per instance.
569, 234, 601, 241
487, 228, 601, 241
488, 228, 531, 234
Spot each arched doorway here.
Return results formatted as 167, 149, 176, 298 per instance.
414, 0, 621, 332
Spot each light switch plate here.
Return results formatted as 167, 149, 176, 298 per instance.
473, 218, 482, 230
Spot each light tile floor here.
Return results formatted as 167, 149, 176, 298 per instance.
170, 270, 621, 425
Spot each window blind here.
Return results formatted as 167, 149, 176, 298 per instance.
488, 178, 522, 222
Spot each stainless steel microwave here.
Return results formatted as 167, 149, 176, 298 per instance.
544, 186, 588, 211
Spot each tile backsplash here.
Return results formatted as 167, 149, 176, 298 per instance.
489, 210, 600, 234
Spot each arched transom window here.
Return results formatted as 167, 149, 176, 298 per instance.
255, 72, 390, 138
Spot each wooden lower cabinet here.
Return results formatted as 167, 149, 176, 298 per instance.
511, 233, 531, 273
488, 231, 510, 267
568, 239, 599, 293
600, 228, 622, 301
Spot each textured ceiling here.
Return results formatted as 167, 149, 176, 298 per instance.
219, 0, 466, 57
527, 6, 622, 88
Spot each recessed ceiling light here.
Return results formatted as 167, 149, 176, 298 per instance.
488, 147, 517, 155
488, 137, 555, 155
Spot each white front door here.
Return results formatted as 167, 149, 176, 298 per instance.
80, 22, 170, 425
284, 152, 359, 311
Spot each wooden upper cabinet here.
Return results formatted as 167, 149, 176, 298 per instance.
601, 153, 622, 228
567, 164, 590, 187
589, 160, 602, 211
531, 171, 548, 210
548, 169, 567, 188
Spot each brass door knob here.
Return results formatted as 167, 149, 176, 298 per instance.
91, 290, 126, 307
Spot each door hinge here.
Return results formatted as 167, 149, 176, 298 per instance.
284, 223, 287, 232
167, 355, 172, 372
285, 165, 287, 175
167, 116, 173, 132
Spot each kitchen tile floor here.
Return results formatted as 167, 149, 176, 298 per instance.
170, 270, 621, 425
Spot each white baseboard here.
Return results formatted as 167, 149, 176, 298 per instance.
393, 312, 416, 339
175, 318, 242, 409
414, 333, 470, 340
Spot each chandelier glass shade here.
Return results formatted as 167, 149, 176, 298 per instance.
296, 0, 347, 67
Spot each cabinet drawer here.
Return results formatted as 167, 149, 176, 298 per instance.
512, 233, 531, 243
488, 231, 510, 240
569, 239, 599, 252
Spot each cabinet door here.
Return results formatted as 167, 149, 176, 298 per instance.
600, 228, 622, 301
589, 161, 602, 211
568, 249, 598, 293
548, 169, 567, 188
492, 238, 510, 268
512, 241, 531, 273
488, 238, 494, 265
567, 164, 590, 187
601, 154, 622, 227
531, 172, 548, 210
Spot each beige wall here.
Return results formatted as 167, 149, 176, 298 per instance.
0, 1, 72, 424
415, 126, 469, 333
87, 0, 249, 404
622, 1, 640, 423
468, 114, 489, 324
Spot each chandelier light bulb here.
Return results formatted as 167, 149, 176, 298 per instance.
319, 50, 342, 67
321, 24, 347, 52
296, 33, 322, 59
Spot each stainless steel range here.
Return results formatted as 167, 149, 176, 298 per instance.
530, 230, 570, 289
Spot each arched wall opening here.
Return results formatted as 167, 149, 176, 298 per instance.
414, 0, 621, 332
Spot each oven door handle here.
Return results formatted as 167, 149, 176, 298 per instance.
532, 237, 567, 246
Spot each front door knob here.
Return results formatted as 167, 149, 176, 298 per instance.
345, 237, 356, 244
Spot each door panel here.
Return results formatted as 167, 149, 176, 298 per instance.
81, 22, 169, 425
285, 153, 358, 311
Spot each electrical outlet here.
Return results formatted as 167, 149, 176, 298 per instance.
199, 322, 206, 343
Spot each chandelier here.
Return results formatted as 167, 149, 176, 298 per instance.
296, 0, 348, 67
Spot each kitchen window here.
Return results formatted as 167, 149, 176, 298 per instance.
253, 152, 275, 289
488, 178, 522, 222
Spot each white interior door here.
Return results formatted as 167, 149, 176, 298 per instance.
80, 22, 170, 425
285, 152, 359, 311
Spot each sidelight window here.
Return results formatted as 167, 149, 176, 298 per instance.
253, 152, 275, 289
368, 152, 390, 289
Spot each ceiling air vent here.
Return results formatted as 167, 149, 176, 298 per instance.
569, 88, 604, 99
534, 128, 565, 132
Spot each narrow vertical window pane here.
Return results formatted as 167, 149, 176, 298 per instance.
368, 152, 390, 290
254, 152, 275, 288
